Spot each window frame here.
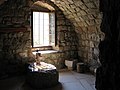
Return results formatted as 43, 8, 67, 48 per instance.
31, 10, 57, 48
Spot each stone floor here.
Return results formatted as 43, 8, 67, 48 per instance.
0, 70, 96, 90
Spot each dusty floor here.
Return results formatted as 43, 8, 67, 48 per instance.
0, 70, 96, 90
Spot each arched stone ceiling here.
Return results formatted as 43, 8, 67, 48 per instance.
51, 0, 102, 33
32, 1, 55, 12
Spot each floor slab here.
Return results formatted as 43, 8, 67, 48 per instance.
0, 70, 96, 90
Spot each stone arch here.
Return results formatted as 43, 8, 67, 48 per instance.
49, 0, 103, 70
29, 0, 104, 70
30, 1, 55, 12
29, 0, 79, 68
0, 0, 104, 71
29, 0, 60, 12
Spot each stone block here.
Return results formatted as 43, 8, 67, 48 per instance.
80, 10, 87, 15
77, 62, 85, 73
86, 2, 96, 8
81, 15, 89, 21
70, 4, 76, 9
95, 19, 102, 24
68, 0, 74, 4
85, 40, 89, 46
90, 41, 94, 47
75, 7, 80, 12
86, 19, 95, 26
65, 60, 73, 70
82, 0, 90, 3
80, 5, 88, 10
88, 15, 94, 20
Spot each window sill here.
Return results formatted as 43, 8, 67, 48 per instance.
32, 50, 58, 55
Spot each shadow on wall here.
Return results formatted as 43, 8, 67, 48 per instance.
0, 53, 35, 79
89, 47, 101, 74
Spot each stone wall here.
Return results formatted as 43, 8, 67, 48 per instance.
0, 0, 31, 60
0, 31, 31, 59
52, 0, 104, 69
0, 0, 79, 76
0, 0, 32, 77
0, 0, 105, 75
31, 1, 79, 69
56, 11, 78, 59
0, 0, 30, 28
33, 10, 79, 69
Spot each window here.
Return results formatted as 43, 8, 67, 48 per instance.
32, 11, 55, 47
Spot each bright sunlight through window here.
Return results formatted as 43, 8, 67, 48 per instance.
32, 12, 55, 47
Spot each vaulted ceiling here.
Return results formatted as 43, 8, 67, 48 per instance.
51, 0, 102, 33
